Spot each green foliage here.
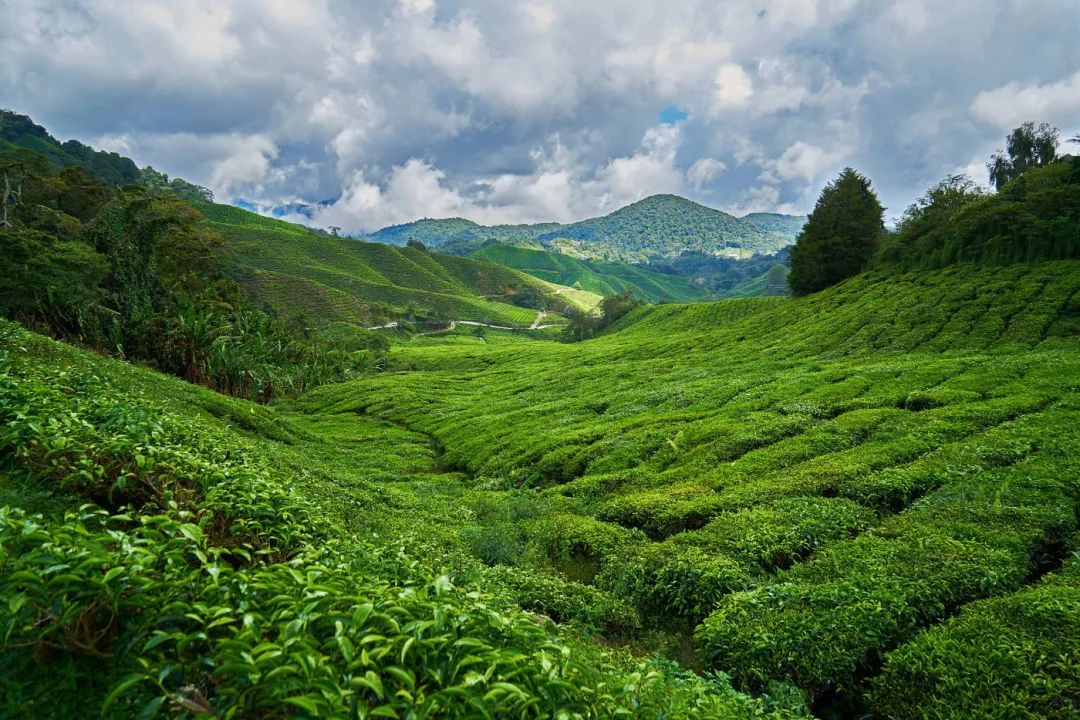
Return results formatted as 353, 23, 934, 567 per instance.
0, 147, 378, 401
138, 166, 214, 202
318, 259, 1080, 715
470, 242, 711, 302
0, 321, 799, 720
880, 157, 1080, 270
563, 290, 645, 341
0, 110, 140, 186
788, 168, 885, 295
988, 122, 1060, 190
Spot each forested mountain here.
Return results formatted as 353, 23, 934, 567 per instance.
0, 109, 213, 200
366, 217, 559, 251
364, 194, 805, 263
536, 194, 803, 262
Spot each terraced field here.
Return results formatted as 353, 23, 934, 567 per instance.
3, 261, 1078, 717
468, 242, 709, 303
197, 203, 582, 326
298, 261, 1080, 714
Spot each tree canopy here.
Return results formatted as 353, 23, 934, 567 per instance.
787, 168, 884, 295
988, 122, 1059, 190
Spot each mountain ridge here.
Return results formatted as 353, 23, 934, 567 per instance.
364, 193, 805, 263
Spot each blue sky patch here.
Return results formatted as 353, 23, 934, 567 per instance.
658, 105, 689, 125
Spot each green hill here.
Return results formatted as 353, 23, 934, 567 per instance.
311, 259, 1080, 716
538, 194, 803, 262
0, 109, 211, 201
0, 109, 141, 186
468, 242, 710, 303
364, 195, 804, 264
196, 202, 594, 327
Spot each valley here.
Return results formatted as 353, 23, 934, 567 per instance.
2, 106, 1079, 719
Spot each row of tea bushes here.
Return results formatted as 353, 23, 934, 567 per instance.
869, 536, 1080, 718
0, 321, 802, 718
697, 404, 1080, 701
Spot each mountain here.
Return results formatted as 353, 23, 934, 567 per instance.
366, 218, 560, 251
468, 242, 710, 303
363, 194, 805, 263
535, 195, 804, 262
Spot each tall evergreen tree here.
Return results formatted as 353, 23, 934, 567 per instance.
787, 168, 884, 296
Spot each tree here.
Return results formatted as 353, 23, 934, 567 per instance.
766, 263, 788, 290
987, 122, 1059, 190
787, 168, 884, 295
880, 174, 987, 268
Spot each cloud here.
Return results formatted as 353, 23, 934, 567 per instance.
712, 64, 754, 111
770, 141, 843, 183
970, 70, 1080, 132
2, 0, 1077, 224
687, 157, 726, 189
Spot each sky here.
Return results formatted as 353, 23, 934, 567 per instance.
2, 0, 1079, 233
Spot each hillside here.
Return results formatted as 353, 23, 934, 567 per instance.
364, 194, 805, 264
366, 217, 559, 251
468, 242, 710, 303
5, 260, 1077, 717
538, 194, 803, 262
0, 109, 140, 186
310, 260, 1080, 716
197, 202, 595, 326
0, 109, 211, 200
0, 317, 796, 719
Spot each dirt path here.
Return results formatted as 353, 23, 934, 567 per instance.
371, 312, 559, 336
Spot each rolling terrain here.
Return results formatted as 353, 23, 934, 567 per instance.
4, 258, 1078, 717
3, 108, 1080, 719
305, 260, 1080, 716
365, 195, 805, 263
468, 242, 710, 303
198, 202, 598, 327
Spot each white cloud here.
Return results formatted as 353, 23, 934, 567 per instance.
971, 70, 1080, 131
687, 157, 726, 189
770, 141, 842, 183
311, 123, 700, 231
712, 63, 754, 110
3, 0, 1076, 228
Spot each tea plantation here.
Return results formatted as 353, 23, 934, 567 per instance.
2, 260, 1079, 717
198, 202, 596, 327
